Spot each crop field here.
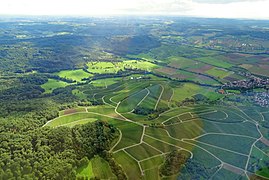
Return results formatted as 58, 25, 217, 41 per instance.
171, 83, 223, 102
154, 67, 220, 85
41, 79, 70, 93
137, 84, 162, 110
125, 143, 161, 160
205, 67, 233, 79
241, 63, 269, 77
113, 151, 142, 180
117, 88, 149, 113
194, 56, 234, 68
168, 56, 203, 69
56, 69, 93, 82
44, 77, 269, 179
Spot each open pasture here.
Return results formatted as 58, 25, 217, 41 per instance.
56, 69, 93, 82
90, 77, 121, 87
87, 60, 157, 74
41, 79, 69, 93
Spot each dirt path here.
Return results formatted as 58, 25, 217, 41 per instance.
154, 84, 164, 110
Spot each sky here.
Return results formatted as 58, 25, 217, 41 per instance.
0, 0, 268, 19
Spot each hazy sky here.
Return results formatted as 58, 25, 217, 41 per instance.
0, 0, 268, 19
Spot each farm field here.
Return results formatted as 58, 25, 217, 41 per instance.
44, 77, 269, 179
56, 69, 93, 82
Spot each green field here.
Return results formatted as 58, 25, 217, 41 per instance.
91, 156, 117, 179
87, 60, 158, 74
205, 67, 233, 78
91, 78, 121, 87
76, 160, 94, 179
56, 69, 93, 82
41, 79, 69, 93
72, 89, 87, 99
194, 56, 234, 68
45, 112, 115, 127
77, 156, 116, 179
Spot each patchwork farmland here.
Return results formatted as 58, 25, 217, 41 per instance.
44, 76, 269, 179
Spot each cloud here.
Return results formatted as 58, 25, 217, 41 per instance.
0, 0, 268, 19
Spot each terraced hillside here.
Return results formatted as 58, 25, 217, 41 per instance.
44, 76, 269, 179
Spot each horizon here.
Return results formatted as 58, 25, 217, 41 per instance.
0, 0, 269, 20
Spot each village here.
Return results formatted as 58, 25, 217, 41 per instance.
223, 76, 269, 90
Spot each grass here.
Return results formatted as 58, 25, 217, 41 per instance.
41, 79, 69, 93
87, 60, 158, 74
91, 156, 117, 179
72, 89, 87, 99
76, 161, 94, 179
45, 112, 118, 127
56, 69, 93, 82
60, 118, 97, 128
91, 78, 121, 87
76, 156, 116, 179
